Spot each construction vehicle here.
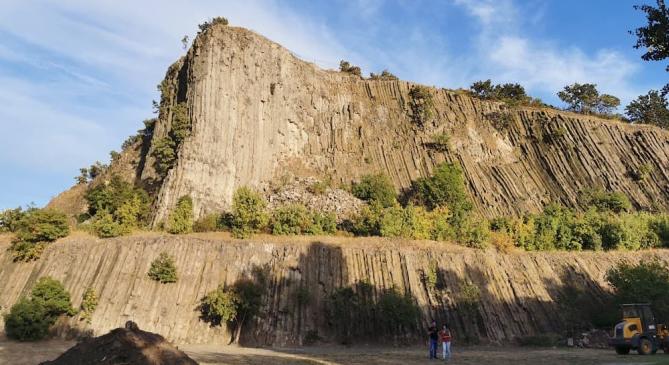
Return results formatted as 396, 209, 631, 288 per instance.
609, 303, 669, 355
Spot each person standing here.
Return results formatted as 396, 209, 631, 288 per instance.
439, 324, 452, 361
428, 320, 439, 359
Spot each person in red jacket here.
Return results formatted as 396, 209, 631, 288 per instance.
439, 324, 452, 361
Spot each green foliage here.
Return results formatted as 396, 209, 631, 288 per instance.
581, 189, 632, 213
485, 111, 514, 130
307, 179, 330, 195
632, 1, 669, 95
90, 210, 128, 238
631, 162, 654, 181
5, 277, 75, 341
469, 80, 531, 105
80, 287, 98, 324
0, 206, 28, 232
148, 252, 178, 283
408, 85, 435, 127
369, 70, 398, 80
167, 196, 194, 234
305, 211, 337, 235
350, 202, 384, 236
606, 259, 669, 321
231, 187, 269, 238
375, 288, 420, 335
3, 299, 52, 341
193, 213, 223, 232
9, 209, 69, 262
454, 214, 490, 249
272, 204, 311, 235
626, 90, 669, 129
151, 102, 191, 177
199, 285, 239, 326
85, 176, 149, 223
409, 163, 472, 215
429, 132, 450, 152
339, 60, 362, 77
352, 173, 397, 208
425, 261, 438, 290
379, 204, 432, 240
557, 83, 620, 115
457, 281, 481, 322
198, 16, 229, 33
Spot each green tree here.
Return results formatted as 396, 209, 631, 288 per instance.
352, 173, 397, 208
148, 252, 179, 283
199, 285, 239, 326
626, 90, 669, 128
558, 83, 600, 113
167, 196, 194, 234
470, 80, 494, 99
0, 207, 28, 233
90, 210, 128, 238
80, 287, 98, 324
581, 189, 632, 213
231, 187, 269, 238
10, 209, 70, 261
85, 176, 149, 238
339, 60, 362, 77
606, 259, 669, 321
631, 1, 669, 94
596, 94, 621, 115
409, 163, 472, 214
271, 204, 311, 235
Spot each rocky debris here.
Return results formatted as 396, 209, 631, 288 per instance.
573, 329, 611, 349
40, 321, 198, 365
266, 177, 364, 221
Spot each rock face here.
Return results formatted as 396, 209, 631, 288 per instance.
1, 234, 666, 346
48, 24, 669, 224
137, 24, 669, 224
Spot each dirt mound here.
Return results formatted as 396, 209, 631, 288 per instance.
40, 322, 198, 365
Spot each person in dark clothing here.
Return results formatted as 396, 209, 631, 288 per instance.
428, 320, 439, 359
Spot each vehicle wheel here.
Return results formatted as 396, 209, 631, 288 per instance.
616, 346, 631, 355
638, 338, 653, 355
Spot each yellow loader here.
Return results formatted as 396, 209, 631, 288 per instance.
609, 303, 669, 355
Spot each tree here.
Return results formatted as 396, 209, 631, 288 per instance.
558, 83, 600, 113
596, 94, 621, 115
606, 259, 669, 321
167, 196, 193, 234
469, 80, 530, 104
469, 80, 494, 99
339, 60, 362, 77
631, 1, 669, 94
626, 90, 669, 128
148, 252, 178, 283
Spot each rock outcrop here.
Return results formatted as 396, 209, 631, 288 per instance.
48, 24, 669, 225
1, 234, 666, 346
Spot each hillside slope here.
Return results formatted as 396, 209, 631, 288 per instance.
49, 23, 669, 224
0, 234, 666, 345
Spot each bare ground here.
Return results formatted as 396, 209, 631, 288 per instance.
4, 340, 669, 365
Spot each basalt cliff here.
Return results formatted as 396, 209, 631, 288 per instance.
48, 23, 669, 224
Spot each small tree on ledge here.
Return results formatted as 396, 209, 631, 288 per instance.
148, 252, 178, 284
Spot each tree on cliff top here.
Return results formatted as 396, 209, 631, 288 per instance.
626, 90, 669, 129
632, 1, 669, 94
558, 83, 620, 115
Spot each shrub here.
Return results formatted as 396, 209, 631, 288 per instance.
369, 70, 398, 80
167, 196, 194, 234
148, 252, 178, 283
631, 162, 654, 181
272, 204, 311, 235
425, 261, 438, 290
85, 175, 149, 237
90, 210, 128, 238
4, 299, 52, 341
429, 132, 450, 152
352, 173, 397, 208
231, 187, 269, 238
485, 111, 514, 130
151, 138, 176, 177
339, 60, 362, 77
5, 277, 75, 341
193, 213, 222, 232
80, 287, 98, 324
379, 204, 432, 240
10, 209, 70, 261
200, 285, 239, 326
408, 85, 434, 127
375, 288, 420, 335
350, 202, 384, 236
607, 260, 669, 321
151, 102, 191, 177
651, 214, 669, 247
410, 163, 472, 214
581, 189, 631, 213
306, 211, 337, 235
489, 231, 515, 252
455, 214, 490, 248
307, 179, 329, 195
198, 16, 229, 33
0, 207, 28, 232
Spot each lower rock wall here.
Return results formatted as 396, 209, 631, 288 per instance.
0, 234, 664, 345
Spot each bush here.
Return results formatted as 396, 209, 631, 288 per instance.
148, 252, 178, 283
375, 288, 420, 335
4, 277, 74, 341
198, 16, 229, 33
305, 211, 337, 235
379, 204, 432, 240
408, 85, 434, 127
429, 132, 450, 152
0, 206, 28, 232
3, 299, 52, 341
10, 209, 70, 261
352, 173, 397, 208
307, 179, 329, 195
193, 213, 223, 232
410, 163, 472, 215
606, 260, 669, 321
581, 189, 631, 213
369, 70, 398, 80
271, 204, 311, 235
231, 187, 269, 239
200, 285, 239, 326
90, 210, 128, 238
151, 102, 191, 177
167, 196, 193, 234
80, 287, 98, 324
85, 175, 149, 237
631, 162, 654, 181
455, 214, 489, 248
350, 202, 384, 236
339, 60, 362, 77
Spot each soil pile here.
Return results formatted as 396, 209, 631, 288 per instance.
40, 322, 198, 365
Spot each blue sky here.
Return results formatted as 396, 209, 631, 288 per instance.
0, 0, 665, 209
